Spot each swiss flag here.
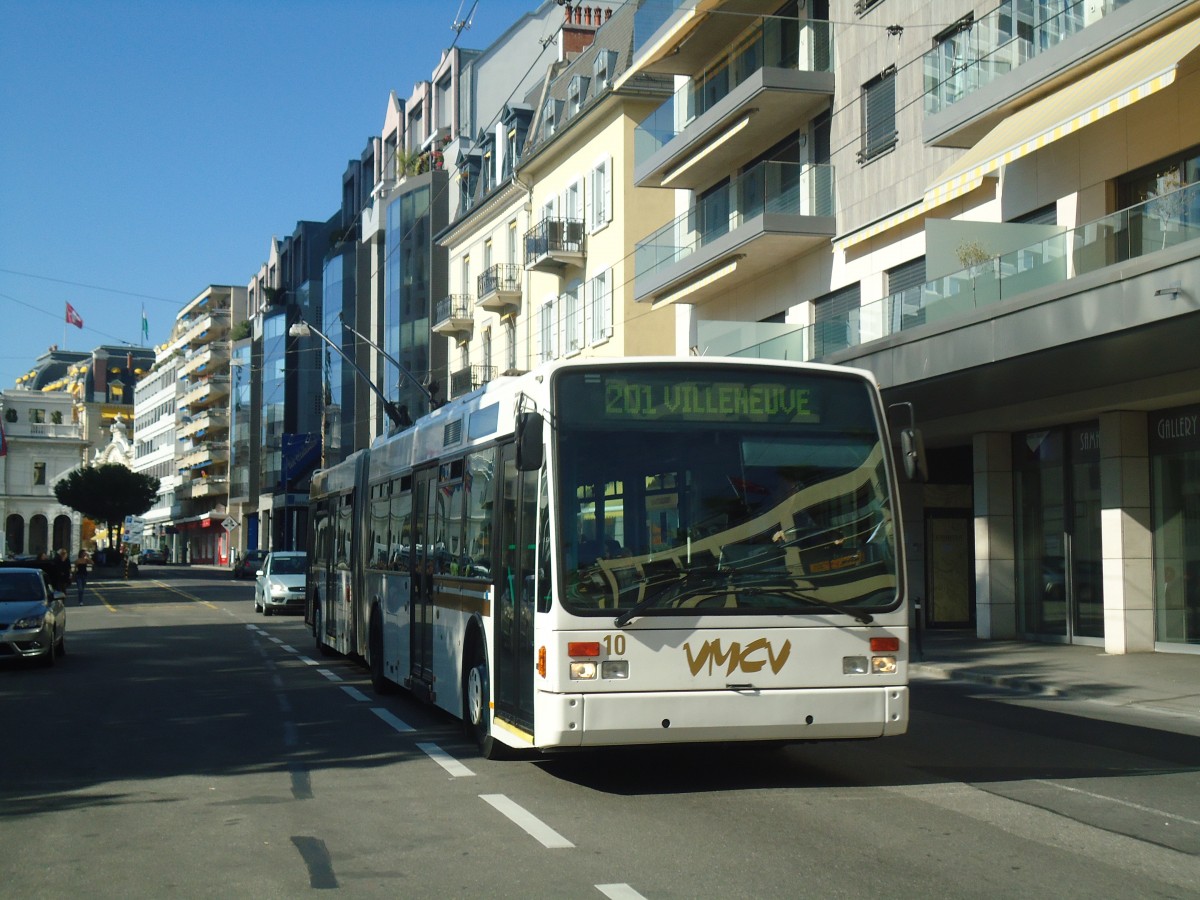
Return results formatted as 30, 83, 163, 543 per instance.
66, 302, 84, 329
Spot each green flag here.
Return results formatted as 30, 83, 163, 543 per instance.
141, 307, 149, 342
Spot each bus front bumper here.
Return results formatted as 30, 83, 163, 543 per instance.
534, 685, 908, 748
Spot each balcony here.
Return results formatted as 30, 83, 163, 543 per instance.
433, 295, 473, 341
2, 421, 84, 440
476, 264, 523, 314
922, 0, 1191, 147
524, 218, 585, 272
634, 17, 834, 190
179, 442, 229, 472
699, 180, 1200, 393
177, 344, 229, 380
177, 409, 228, 441
634, 161, 834, 306
631, 1, 788, 77
181, 309, 230, 348
450, 365, 495, 398
178, 376, 229, 411
181, 475, 229, 500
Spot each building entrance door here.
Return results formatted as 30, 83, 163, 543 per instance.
1014, 424, 1104, 644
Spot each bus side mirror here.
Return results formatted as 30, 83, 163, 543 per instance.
516, 411, 543, 471
900, 427, 928, 483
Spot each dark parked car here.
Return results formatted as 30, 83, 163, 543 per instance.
140, 547, 167, 565
234, 549, 267, 579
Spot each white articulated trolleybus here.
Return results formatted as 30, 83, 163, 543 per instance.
305, 356, 923, 757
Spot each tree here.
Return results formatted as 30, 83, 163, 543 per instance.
54, 464, 160, 549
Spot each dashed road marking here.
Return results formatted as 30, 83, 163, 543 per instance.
480, 794, 574, 849
596, 885, 648, 899
340, 686, 370, 702
416, 742, 475, 777
371, 708, 415, 733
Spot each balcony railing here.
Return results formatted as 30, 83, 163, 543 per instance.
450, 365, 495, 398
435, 294, 472, 327
923, 0, 1132, 115
635, 17, 834, 165
634, 161, 834, 285
476, 263, 523, 313
524, 217, 586, 269
2, 421, 83, 439
711, 179, 1200, 360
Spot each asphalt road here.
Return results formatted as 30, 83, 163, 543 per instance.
3, 566, 1199, 898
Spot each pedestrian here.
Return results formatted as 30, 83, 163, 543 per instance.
74, 548, 91, 605
50, 548, 72, 594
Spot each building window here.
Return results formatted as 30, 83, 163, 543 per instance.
505, 318, 517, 372
33, 462, 46, 486
539, 298, 556, 363
812, 283, 861, 356
562, 281, 584, 355
589, 155, 612, 233
859, 66, 897, 163
593, 49, 617, 90
567, 75, 589, 117
589, 269, 612, 345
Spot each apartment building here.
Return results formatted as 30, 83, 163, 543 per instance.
0, 389, 86, 558
172, 285, 241, 564
132, 348, 179, 559
247, 222, 332, 553
623, 0, 1200, 653
438, 2, 679, 389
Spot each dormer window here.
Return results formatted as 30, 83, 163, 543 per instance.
542, 97, 563, 141
567, 75, 589, 116
593, 50, 617, 91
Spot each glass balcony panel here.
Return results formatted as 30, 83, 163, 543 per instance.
634, 18, 833, 167
634, 161, 834, 287
924, 0, 1135, 114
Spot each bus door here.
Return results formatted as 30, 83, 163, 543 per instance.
493, 443, 538, 733
409, 467, 437, 697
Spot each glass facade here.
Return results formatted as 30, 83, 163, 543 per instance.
385, 185, 433, 418
1150, 404, 1200, 646
261, 311, 287, 491
322, 249, 357, 464
230, 343, 252, 500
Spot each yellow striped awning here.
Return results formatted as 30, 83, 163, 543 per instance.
924, 16, 1200, 208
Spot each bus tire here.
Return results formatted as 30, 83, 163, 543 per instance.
465, 658, 504, 759
369, 607, 395, 695
313, 599, 334, 658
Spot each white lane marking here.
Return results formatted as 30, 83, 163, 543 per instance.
416, 742, 475, 778
280, 644, 298, 654
340, 686, 370, 702
246, 624, 262, 632
479, 794, 574, 849
596, 885, 648, 899
297, 655, 319, 666
268, 636, 284, 645
1034, 779, 1200, 826
371, 708, 415, 733
317, 669, 342, 682
283, 721, 298, 747
271, 673, 284, 690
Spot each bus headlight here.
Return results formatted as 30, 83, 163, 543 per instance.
600, 660, 629, 679
569, 662, 597, 680
872, 655, 898, 674
843, 656, 868, 675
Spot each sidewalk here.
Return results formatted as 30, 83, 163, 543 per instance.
911, 629, 1200, 721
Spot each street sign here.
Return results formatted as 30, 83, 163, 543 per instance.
222, 516, 239, 532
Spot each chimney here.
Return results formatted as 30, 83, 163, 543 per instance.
559, 5, 609, 61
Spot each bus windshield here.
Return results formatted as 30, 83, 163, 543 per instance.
554, 365, 899, 620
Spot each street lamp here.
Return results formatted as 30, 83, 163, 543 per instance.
288, 319, 409, 429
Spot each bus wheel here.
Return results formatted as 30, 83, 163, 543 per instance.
369, 609, 395, 695
465, 659, 504, 759
313, 600, 334, 658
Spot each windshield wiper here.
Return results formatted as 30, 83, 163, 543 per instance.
736, 584, 874, 625
613, 570, 726, 628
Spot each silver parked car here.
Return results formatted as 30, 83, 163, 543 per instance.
0, 567, 67, 666
253, 551, 307, 616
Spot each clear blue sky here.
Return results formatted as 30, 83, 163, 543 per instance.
0, 0, 547, 389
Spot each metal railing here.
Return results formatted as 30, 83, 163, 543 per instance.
477, 263, 522, 299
